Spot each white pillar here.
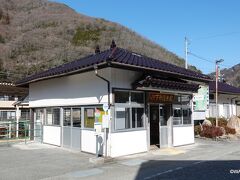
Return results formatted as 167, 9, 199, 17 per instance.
16, 106, 20, 138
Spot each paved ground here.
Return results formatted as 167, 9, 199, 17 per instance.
1, 139, 240, 180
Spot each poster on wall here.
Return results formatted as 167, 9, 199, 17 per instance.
193, 85, 209, 111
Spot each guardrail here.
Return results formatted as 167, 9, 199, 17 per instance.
0, 120, 42, 145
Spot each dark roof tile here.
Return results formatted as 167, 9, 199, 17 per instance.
209, 81, 240, 94
17, 47, 211, 86
134, 76, 199, 92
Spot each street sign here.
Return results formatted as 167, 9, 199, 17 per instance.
103, 103, 108, 112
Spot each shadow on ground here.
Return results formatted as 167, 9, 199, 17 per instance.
135, 160, 240, 180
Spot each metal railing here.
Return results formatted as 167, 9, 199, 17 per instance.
0, 120, 42, 145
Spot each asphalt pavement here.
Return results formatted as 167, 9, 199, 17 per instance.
0, 138, 240, 180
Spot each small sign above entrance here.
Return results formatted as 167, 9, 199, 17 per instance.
148, 92, 174, 103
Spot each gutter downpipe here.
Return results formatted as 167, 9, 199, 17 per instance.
93, 64, 110, 159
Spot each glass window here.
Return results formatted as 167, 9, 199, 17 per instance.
72, 108, 81, 127
115, 108, 130, 130
115, 91, 129, 103
114, 90, 145, 131
84, 108, 95, 128
183, 108, 191, 124
173, 108, 182, 125
160, 107, 167, 126
46, 108, 60, 126
131, 92, 144, 104
64, 108, 71, 126
174, 108, 182, 117
132, 108, 144, 128
46, 109, 53, 125
21, 109, 30, 120
0, 111, 16, 121
53, 109, 60, 125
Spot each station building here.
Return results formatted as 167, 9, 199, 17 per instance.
17, 46, 211, 157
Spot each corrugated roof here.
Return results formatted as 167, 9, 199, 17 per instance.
134, 76, 199, 92
16, 47, 211, 86
209, 81, 240, 94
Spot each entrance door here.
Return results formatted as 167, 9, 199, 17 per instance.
159, 105, 169, 147
63, 108, 81, 150
150, 105, 159, 146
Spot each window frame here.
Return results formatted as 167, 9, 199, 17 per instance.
114, 90, 146, 132
63, 107, 82, 128
83, 106, 107, 130
172, 96, 192, 126
45, 107, 61, 126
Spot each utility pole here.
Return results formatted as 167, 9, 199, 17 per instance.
185, 37, 189, 69
215, 59, 224, 127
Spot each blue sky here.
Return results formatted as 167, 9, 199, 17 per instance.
53, 0, 240, 74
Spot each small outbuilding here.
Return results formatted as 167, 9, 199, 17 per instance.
208, 81, 240, 119
17, 46, 211, 157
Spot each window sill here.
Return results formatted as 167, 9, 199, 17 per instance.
112, 127, 146, 133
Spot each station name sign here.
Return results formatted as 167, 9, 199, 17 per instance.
148, 92, 175, 103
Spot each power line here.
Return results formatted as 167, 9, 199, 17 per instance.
193, 31, 240, 41
188, 52, 214, 64
188, 52, 232, 69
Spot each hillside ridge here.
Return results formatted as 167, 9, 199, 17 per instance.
0, 0, 198, 82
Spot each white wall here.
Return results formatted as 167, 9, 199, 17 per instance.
237, 105, 240, 116
43, 126, 61, 146
173, 126, 194, 146
110, 68, 141, 89
29, 68, 141, 108
81, 130, 104, 154
192, 111, 206, 120
208, 94, 240, 118
110, 130, 148, 157
29, 69, 112, 107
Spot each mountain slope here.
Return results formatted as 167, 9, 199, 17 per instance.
0, 0, 197, 82
209, 63, 240, 87
221, 64, 240, 87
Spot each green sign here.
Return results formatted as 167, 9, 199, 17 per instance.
193, 85, 209, 111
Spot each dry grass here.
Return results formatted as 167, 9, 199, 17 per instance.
0, 0, 198, 82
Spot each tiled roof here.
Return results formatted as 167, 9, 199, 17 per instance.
134, 76, 200, 92
16, 47, 211, 86
209, 81, 240, 94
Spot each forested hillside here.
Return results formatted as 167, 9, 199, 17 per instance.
0, 0, 198, 82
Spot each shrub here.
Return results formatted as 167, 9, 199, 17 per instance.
225, 126, 236, 135
206, 117, 227, 127
194, 125, 202, 135
200, 125, 224, 138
